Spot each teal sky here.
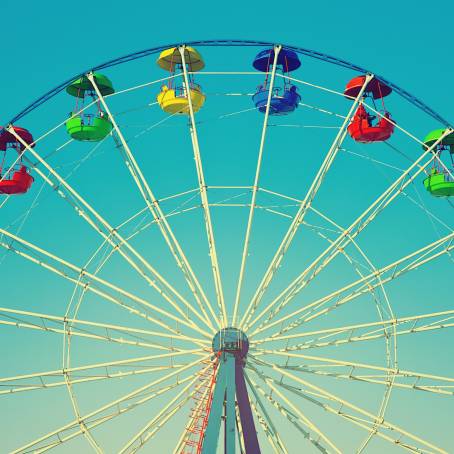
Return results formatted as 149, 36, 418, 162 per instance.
1, 1, 453, 453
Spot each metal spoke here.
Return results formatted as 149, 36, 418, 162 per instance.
249, 400, 282, 454
0, 316, 164, 350
247, 366, 338, 453
240, 74, 374, 330
172, 423, 192, 454
250, 231, 454, 338
0, 349, 204, 393
247, 372, 333, 454
2, 42, 452, 454
179, 45, 227, 326
33, 377, 194, 453
1, 364, 193, 396
12, 355, 208, 453
245, 372, 289, 453
271, 372, 431, 454
281, 70, 443, 146
235, 405, 247, 454
120, 361, 212, 453
281, 312, 454, 351
88, 73, 217, 333
0, 306, 208, 345
245, 128, 453, 333
18, 73, 182, 154
232, 45, 282, 325
7, 126, 207, 333
130, 394, 193, 453
252, 357, 448, 453
0, 228, 211, 340
253, 308, 454, 348
252, 350, 454, 396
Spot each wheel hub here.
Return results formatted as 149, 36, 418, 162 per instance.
212, 327, 249, 358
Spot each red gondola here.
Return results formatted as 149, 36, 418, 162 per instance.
347, 105, 394, 143
0, 126, 34, 151
344, 76, 392, 99
0, 165, 34, 195
344, 75, 395, 143
0, 126, 34, 195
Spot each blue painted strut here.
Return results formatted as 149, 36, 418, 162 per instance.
202, 328, 260, 454
202, 353, 234, 453
235, 361, 260, 453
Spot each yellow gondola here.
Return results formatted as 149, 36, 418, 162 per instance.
157, 84, 206, 114
157, 47, 205, 72
156, 46, 206, 115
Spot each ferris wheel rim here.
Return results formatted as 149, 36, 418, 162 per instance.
2, 39, 452, 128
1, 40, 452, 452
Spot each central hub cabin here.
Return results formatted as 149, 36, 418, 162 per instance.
212, 327, 249, 358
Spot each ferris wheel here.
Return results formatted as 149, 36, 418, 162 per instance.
0, 40, 453, 453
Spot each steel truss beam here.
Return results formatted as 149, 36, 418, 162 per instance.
247, 130, 453, 333
7, 126, 209, 337
250, 357, 448, 453
119, 362, 213, 453
0, 350, 203, 396
247, 364, 340, 453
88, 73, 218, 333
240, 74, 374, 330
0, 228, 210, 340
233, 45, 282, 325
252, 350, 454, 396
179, 45, 228, 326
12, 356, 208, 453
250, 231, 454, 339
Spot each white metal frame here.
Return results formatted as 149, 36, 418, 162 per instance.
0, 44, 452, 454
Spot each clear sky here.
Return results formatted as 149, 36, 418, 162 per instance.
1, 1, 453, 453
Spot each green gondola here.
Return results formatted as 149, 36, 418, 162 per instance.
65, 73, 114, 142
66, 73, 115, 98
423, 169, 454, 197
422, 129, 454, 197
66, 114, 112, 142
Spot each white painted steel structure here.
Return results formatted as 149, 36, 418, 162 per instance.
0, 42, 453, 453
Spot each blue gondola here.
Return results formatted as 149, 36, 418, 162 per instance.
252, 85, 301, 115
252, 48, 301, 115
253, 48, 301, 72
